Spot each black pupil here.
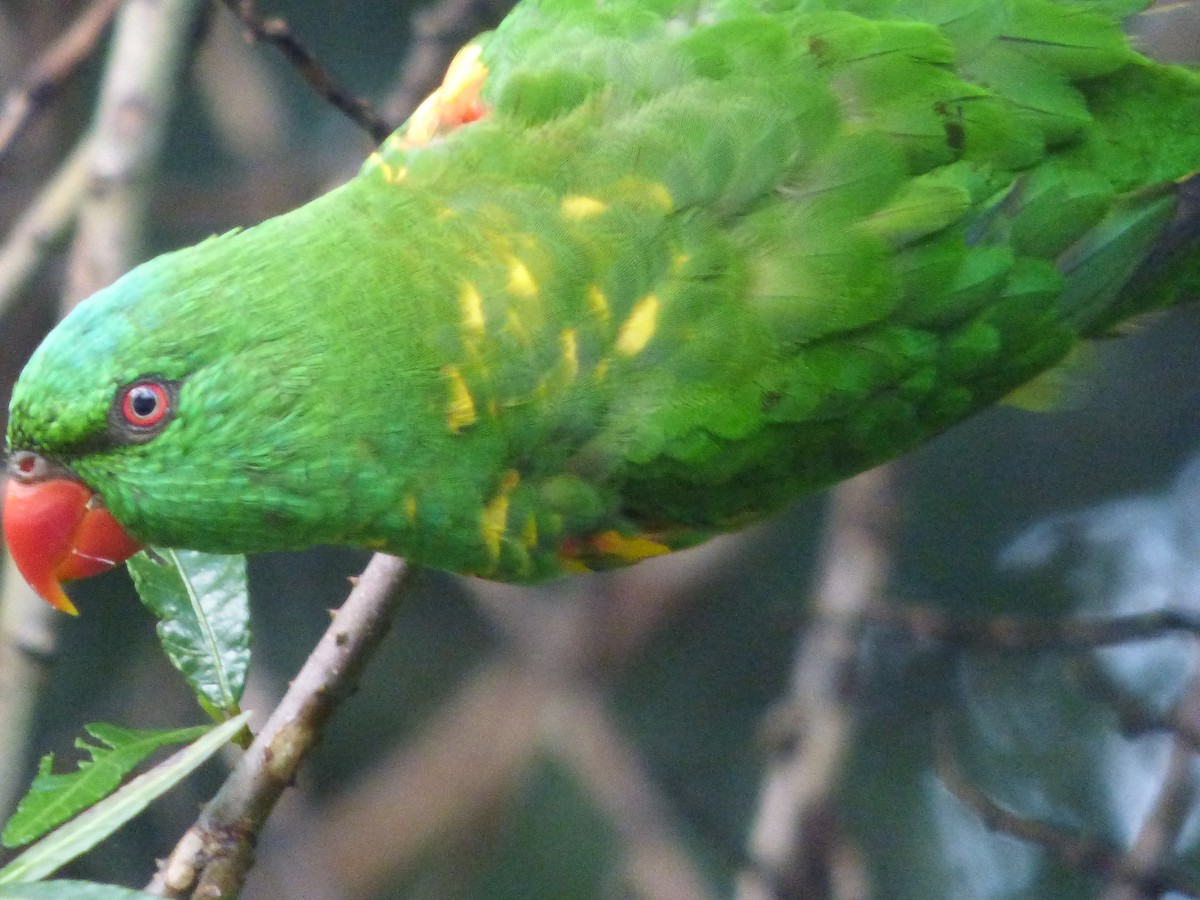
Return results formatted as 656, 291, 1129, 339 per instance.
130, 387, 158, 419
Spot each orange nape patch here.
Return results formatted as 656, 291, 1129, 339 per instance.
401, 43, 489, 148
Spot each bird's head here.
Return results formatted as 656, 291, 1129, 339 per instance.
6, 181, 455, 612
4, 247, 230, 612
4, 230, 326, 613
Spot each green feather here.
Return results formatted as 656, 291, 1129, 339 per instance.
7, 0, 1200, 581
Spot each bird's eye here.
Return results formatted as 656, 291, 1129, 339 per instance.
118, 381, 171, 429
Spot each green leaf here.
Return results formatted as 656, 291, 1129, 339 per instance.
127, 549, 251, 717
0, 880, 159, 899
3, 723, 210, 848
0, 712, 251, 886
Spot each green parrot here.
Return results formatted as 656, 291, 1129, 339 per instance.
5, 0, 1200, 613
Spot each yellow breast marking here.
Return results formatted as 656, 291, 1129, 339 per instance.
481, 469, 521, 561
443, 365, 478, 432
616, 294, 659, 356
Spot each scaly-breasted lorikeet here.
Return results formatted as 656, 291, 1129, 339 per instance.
6, 0, 1200, 612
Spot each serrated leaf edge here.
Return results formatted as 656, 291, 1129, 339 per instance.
3, 724, 211, 848
0, 712, 251, 885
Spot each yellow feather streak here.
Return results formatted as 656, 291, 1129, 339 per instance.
561, 195, 608, 220
561, 328, 579, 380
616, 294, 659, 356
460, 281, 486, 334
588, 285, 610, 325
481, 470, 521, 560
507, 257, 539, 298
443, 366, 478, 432
521, 514, 538, 549
364, 152, 407, 185
593, 530, 671, 563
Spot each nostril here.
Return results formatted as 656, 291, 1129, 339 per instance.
10, 452, 43, 481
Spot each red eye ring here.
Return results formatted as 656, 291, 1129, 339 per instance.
120, 381, 171, 428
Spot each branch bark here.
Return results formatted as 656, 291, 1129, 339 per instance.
0, 136, 90, 318
1100, 654, 1200, 900
0, 555, 58, 820
260, 548, 736, 898
937, 727, 1200, 899
738, 466, 899, 900
217, 0, 394, 143
147, 554, 411, 898
869, 605, 1200, 652
0, 0, 122, 171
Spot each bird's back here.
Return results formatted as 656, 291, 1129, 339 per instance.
342, 0, 1200, 554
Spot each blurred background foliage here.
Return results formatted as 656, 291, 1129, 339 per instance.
2, 2, 1200, 898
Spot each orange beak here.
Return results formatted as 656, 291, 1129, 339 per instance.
3, 477, 143, 614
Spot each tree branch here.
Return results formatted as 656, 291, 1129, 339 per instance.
64, 0, 208, 308
0, 0, 122, 171
258, 544, 738, 897
1099, 654, 1200, 900
546, 685, 719, 900
868, 605, 1200, 653
0, 135, 90, 318
146, 553, 411, 899
217, 0, 394, 143
738, 465, 899, 900
936, 726, 1200, 899
1078, 656, 1200, 754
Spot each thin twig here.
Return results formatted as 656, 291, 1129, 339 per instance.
936, 727, 1200, 899
0, 0, 122, 170
1099, 654, 1200, 900
217, 0, 394, 143
868, 605, 1200, 653
1104, 744, 1199, 900
738, 465, 899, 900
146, 554, 411, 899
1078, 656, 1200, 754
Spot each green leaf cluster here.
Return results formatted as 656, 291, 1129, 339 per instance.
0, 551, 254, 896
